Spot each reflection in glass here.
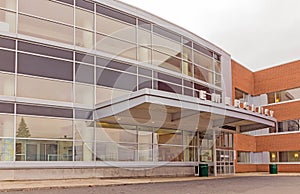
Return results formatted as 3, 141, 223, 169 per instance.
75, 28, 94, 48
17, 75, 73, 102
76, 8, 94, 30
96, 14, 136, 43
194, 51, 213, 70
0, 9, 16, 33
0, 0, 16, 10
0, 72, 14, 96
18, 14, 74, 45
0, 138, 14, 161
152, 51, 181, 73
138, 29, 151, 46
96, 86, 130, 104
75, 83, 94, 106
0, 114, 14, 137
19, 0, 73, 25
138, 46, 151, 63
152, 34, 181, 57
96, 34, 136, 60
74, 120, 94, 161
15, 139, 73, 161
16, 116, 73, 139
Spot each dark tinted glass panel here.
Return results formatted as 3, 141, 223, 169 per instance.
75, 109, 93, 120
184, 88, 193, 97
138, 19, 151, 31
138, 76, 152, 90
194, 43, 213, 57
156, 72, 181, 85
17, 104, 73, 118
75, 52, 94, 64
96, 57, 136, 73
0, 37, 15, 49
18, 41, 73, 60
183, 80, 193, 88
153, 26, 181, 42
138, 67, 152, 77
155, 81, 182, 94
214, 53, 221, 61
76, 0, 94, 11
56, 0, 74, 5
183, 37, 192, 47
0, 102, 14, 113
194, 83, 211, 93
96, 5, 136, 25
18, 53, 73, 81
96, 68, 137, 91
75, 63, 94, 84
0, 50, 15, 73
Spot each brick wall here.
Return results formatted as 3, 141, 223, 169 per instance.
264, 101, 300, 121
231, 60, 254, 100
234, 134, 256, 151
254, 60, 300, 95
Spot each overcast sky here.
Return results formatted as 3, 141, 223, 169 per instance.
119, 0, 300, 71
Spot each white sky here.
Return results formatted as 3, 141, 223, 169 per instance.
119, 0, 300, 71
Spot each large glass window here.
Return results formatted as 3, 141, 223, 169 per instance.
96, 34, 136, 60
267, 87, 300, 104
0, 49, 15, 73
237, 152, 250, 163
75, 83, 94, 107
0, 138, 14, 161
19, 0, 74, 25
152, 34, 181, 57
96, 86, 130, 104
0, 0, 16, 11
74, 120, 94, 161
16, 116, 73, 139
16, 139, 73, 161
0, 9, 16, 33
0, 114, 14, 137
17, 75, 73, 103
96, 14, 136, 43
75, 28, 94, 49
18, 53, 73, 81
152, 51, 181, 73
0, 72, 14, 96
18, 14, 74, 45
194, 51, 213, 71
76, 8, 94, 30
278, 119, 300, 132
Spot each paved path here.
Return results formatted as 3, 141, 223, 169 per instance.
1, 173, 300, 193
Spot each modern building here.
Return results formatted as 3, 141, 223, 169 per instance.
0, 0, 295, 180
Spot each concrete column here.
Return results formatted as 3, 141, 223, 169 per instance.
213, 129, 217, 176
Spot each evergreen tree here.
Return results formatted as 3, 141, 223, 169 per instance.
16, 117, 31, 138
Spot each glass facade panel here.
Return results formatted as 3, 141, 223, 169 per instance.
17, 75, 73, 102
155, 128, 182, 145
74, 120, 94, 161
268, 88, 300, 104
182, 46, 192, 62
138, 46, 151, 63
75, 28, 94, 49
16, 116, 73, 139
96, 34, 136, 60
19, 0, 74, 25
75, 83, 94, 106
16, 139, 73, 161
158, 145, 183, 162
138, 29, 151, 46
152, 34, 181, 57
0, 138, 14, 161
0, 0, 16, 10
18, 14, 74, 45
0, 49, 15, 73
18, 53, 73, 81
152, 51, 181, 73
96, 86, 130, 104
0, 72, 14, 96
75, 63, 94, 84
194, 51, 213, 70
96, 14, 136, 43
0, 114, 14, 137
96, 123, 137, 143
76, 8, 94, 30
0, 9, 16, 33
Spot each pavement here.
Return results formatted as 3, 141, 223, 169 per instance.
1, 172, 300, 192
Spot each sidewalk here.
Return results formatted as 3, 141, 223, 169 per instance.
1, 173, 300, 192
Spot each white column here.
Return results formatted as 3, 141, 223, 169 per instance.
213, 129, 217, 176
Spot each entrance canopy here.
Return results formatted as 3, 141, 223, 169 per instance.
94, 89, 276, 132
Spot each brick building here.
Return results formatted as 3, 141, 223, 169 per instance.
233, 60, 300, 172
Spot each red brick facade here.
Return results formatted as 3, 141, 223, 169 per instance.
232, 60, 300, 173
